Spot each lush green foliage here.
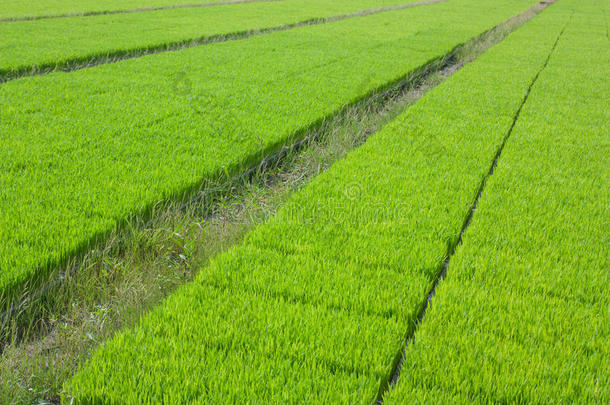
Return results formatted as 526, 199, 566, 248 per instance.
0, 0, 538, 298
383, 1, 610, 403
63, 3, 558, 403
0, 0, 233, 20
0, 0, 423, 76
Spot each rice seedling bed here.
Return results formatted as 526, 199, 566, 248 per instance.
0, 0, 430, 80
62, 1, 562, 402
0, 0, 539, 301
383, 0, 609, 402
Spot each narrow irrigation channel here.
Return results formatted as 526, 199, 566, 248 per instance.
0, 0, 448, 84
374, 5, 570, 404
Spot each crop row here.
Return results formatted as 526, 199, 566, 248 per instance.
0, 0, 540, 299
0, 0, 426, 78
383, 0, 609, 403
62, 1, 562, 402
0, 0, 246, 21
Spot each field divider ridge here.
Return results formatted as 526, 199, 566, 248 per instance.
0, 0, 448, 84
374, 6, 571, 404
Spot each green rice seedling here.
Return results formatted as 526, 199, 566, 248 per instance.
0, 0, 253, 20
0, 0, 540, 302
0, 0, 433, 79
64, 1, 569, 402
383, 0, 609, 403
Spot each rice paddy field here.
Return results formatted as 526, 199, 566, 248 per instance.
0, 0, 608, 403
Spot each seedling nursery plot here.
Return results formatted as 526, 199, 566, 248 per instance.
383, 0, 609, 402
0, 0, 239, 20
65, 0, 604, 403
65, 0, 606, 403
0, 0, 539, 301
0, 0, 428, 78
1, 0, 607, 403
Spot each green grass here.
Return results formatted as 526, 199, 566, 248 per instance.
62, 2, 562, 402
383, 0, 609, 403
0, 0, 247, 20
0, 9, 549, 399
0, 0, 426, 78
0, 0, 540, 303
